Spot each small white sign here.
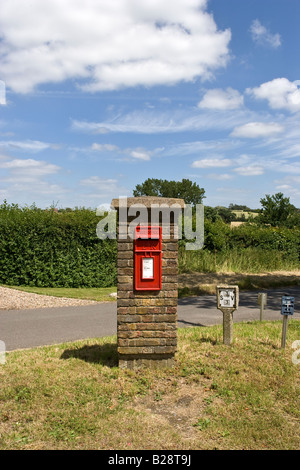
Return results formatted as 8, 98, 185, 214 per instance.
142, 257, 154, 279
219, 289, 235, 308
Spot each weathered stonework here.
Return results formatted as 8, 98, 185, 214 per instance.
111, 196, 185, 369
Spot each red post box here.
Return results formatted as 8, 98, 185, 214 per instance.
134, 225, 162, 291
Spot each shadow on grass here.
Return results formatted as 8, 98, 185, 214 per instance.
60, 342, 118, 367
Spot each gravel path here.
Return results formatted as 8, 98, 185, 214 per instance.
0, 286, 97, 310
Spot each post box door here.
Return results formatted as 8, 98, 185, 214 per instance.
135, 226, 162, 291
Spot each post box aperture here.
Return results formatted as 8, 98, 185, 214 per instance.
135, 225, 162, 291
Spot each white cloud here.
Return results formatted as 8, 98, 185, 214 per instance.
191, 158, 232, 168
0, 158, 60, 177
0, 81, 6, 105
79, 176, 130, 199
71, 142, 151, 161
198, 87, 244, 110
71, 105, 251, 135
207, 173, 233, 180
231, 122, 284, 138
0, 0, 231, 94
250, 19, 281, 48
127, 149, 151, 161
91, 143, 119, 152
0, 139, 59, 152
0, 157, 66, 202
234, 165, 264, 176
275, 184, 300, 198
247, 78, 300, 113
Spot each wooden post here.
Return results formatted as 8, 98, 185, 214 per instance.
281, 315, 288, 349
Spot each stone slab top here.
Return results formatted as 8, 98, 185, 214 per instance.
111, 196, 185, 209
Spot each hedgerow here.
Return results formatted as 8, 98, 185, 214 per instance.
0, 202, 299, 287
0, 202, 116, 287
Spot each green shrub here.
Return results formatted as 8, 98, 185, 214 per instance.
0, 202, 117, 287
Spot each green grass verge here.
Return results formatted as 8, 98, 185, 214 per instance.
0, 321, 299, 450
3, 286, 117, 302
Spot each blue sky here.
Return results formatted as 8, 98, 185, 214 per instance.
0, 0, 300, 210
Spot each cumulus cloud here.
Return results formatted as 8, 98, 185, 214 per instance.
198, 87, 244, 110
231, 122, 284, 138
247, 78, 300, 113
250, 19, 281, 48
0, 0, 231, 94
0, 158, 60, 177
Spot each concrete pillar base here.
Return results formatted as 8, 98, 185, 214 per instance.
119, 355, 175, 370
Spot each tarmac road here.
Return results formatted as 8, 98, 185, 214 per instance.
0, 286, 299, 351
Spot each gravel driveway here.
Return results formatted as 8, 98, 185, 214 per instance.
0, 286, 97, 310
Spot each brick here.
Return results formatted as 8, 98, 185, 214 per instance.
117, 259, 134, 268
117, 291, 135, 300
165, 290, 178, 298
162, 275, 178, 283
163, 267, 178, 275
161, 282, 178, 290
118, 275, 132, 284
135, 306, 166, 315
166, 307, 177, 314
117, 267, 133, 276
117, 242, 133, 251
117, 283, 133, 291
117, 314, 140, 323
118, 331, 142, 339
117, 251, 133, 259
162, 251, 177, 259
162, 242, 178, 251
118, 323, 137, 331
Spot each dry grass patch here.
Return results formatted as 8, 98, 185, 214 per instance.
0, 321, 299, 450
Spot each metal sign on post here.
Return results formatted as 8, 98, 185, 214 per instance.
258, 293, 267, 321
216, 285, 239, 345
281, 295, 295, 349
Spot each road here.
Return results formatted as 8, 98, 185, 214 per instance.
0, 287, 299, 351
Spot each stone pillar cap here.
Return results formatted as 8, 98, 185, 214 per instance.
111, 196, 185, 210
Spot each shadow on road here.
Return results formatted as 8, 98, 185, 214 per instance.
60, 342, 118, 367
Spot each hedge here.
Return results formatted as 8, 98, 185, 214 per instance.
0, 202, 299, 287
0, 203, 117, 287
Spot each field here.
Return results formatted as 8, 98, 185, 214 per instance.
0, 321, 299, 450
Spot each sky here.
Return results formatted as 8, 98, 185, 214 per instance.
0, 0, 300, 210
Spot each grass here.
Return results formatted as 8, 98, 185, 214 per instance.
3, 286, 117, 302
178, 271, 300, 297
179, 247, 300, 274
0, 321, 299, 450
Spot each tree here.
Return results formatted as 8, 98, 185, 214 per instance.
133, 178, 205, 206
258, 192, 296, 227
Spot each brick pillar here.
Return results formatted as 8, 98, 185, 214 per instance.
111, 196, 185, 369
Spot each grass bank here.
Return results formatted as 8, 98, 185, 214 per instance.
4, 269, 300, 302
178, 270, 300, 297
179, 247, 300, 274
3, 286, 117, 302
0, 321, 299, 450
